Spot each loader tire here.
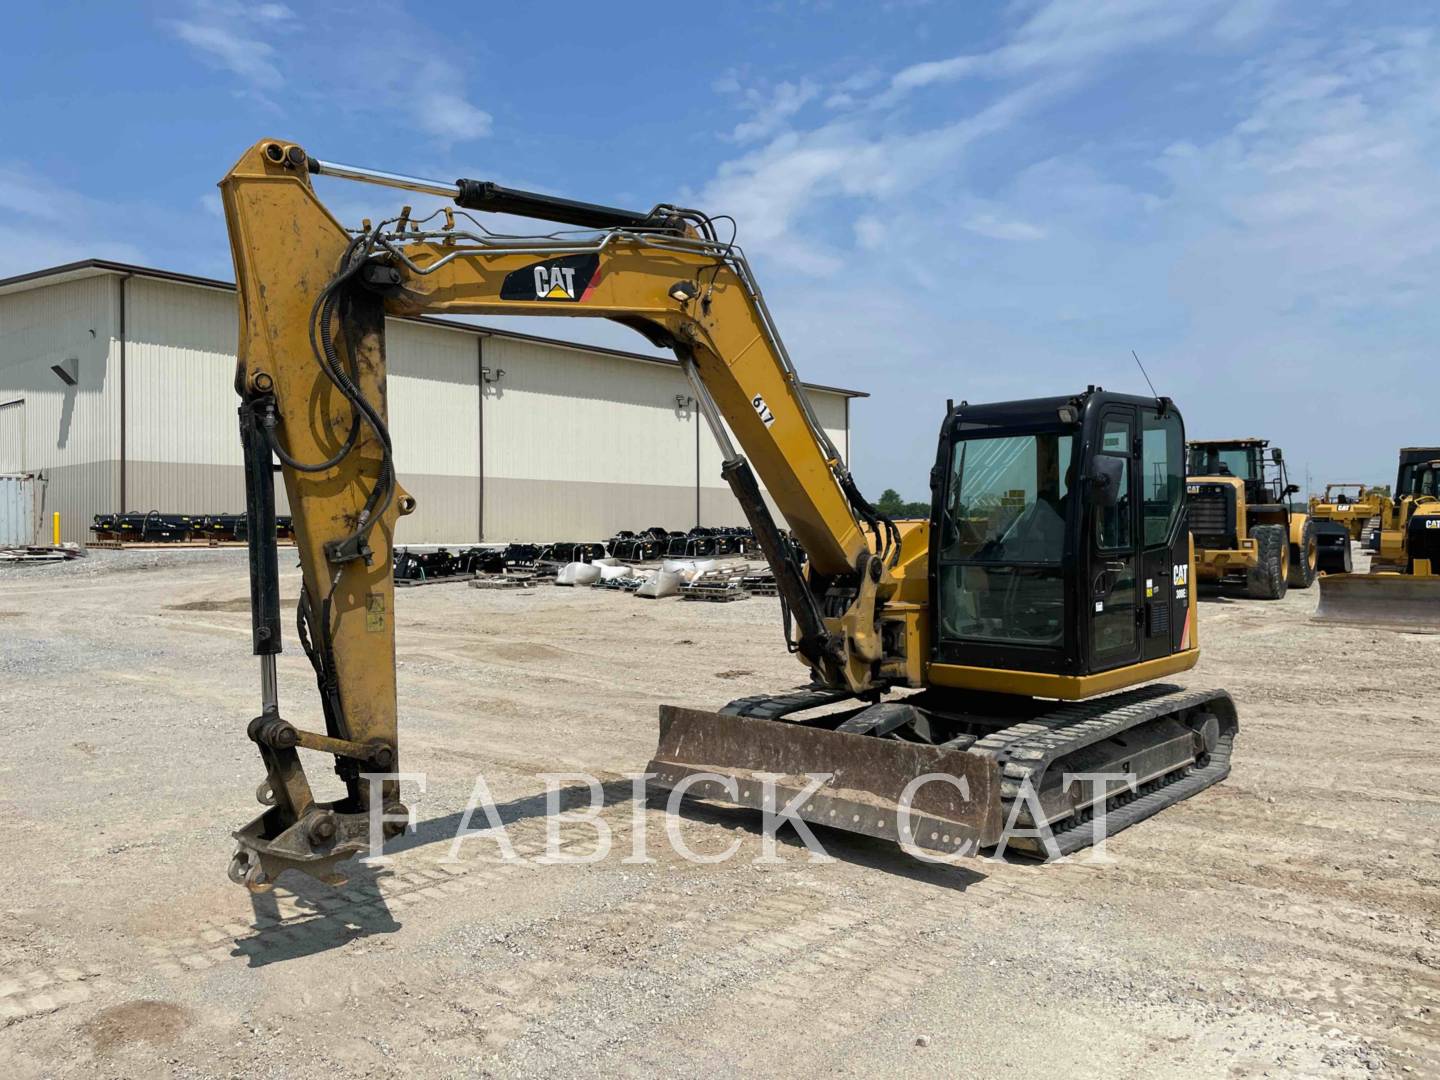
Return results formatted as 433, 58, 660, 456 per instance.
1288, 517, 1318, 589
1246, 524, 1288, 600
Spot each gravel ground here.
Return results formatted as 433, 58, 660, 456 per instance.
0, 547, 1436, 1078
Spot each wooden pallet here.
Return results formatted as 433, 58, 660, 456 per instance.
469, 574, 537, 590
741, 573, 778, 596
682, 565, 752, 602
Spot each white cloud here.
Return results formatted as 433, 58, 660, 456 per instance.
0, 166, 76, 222
695, 5, 1439, 493
698, 1, 1258, 275
163, 2, 492, 145
1154, 27, 1440, 318
0, 225, 144, 279
713, 72, 822, 144
963, 213, 1047, 241
163, 2, 295, 87
731, 80, 820, 143
700, 75, 1063, 271
0, 164, 158, 278
888, 0, 1273, 95
167, 19, 282, 85
413, 64, 494, 142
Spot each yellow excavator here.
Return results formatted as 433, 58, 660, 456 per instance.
1316, 448, 1440, 629
220, 139, 1238, 890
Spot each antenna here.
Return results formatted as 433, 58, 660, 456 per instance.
1131, 349, 1158, 398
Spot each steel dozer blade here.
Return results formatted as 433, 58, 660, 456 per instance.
647, 705, 1005, 856
1316, 571, 1440, 632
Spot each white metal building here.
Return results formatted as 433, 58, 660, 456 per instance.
0, 261, 862, 546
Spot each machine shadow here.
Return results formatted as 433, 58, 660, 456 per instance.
233, 860, 402, 969
1197, 586, 1239, 604
389, 779, 992, 894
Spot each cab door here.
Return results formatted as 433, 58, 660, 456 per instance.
1087, 405, 1141, 670
1139, 405, 1189, 659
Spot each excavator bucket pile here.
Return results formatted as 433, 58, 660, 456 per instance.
648, 705, 1006, 856
1315, 571, 1440, 632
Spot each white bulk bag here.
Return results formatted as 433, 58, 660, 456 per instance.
635, 570, 681, 598
556, 561, 602, 586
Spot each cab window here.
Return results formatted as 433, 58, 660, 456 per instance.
1095, 419, 1131, 551
937, 430, 1074, 647
1142, 409, 1184, 547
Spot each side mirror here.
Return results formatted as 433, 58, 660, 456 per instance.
1271, 448, 1283, 463
1285, 483, 1300, 496
1088, 455, 1126, 508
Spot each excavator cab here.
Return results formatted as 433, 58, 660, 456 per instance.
930, 391, 1193, 691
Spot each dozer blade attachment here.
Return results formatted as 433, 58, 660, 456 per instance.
647, 705, 1005, 856
1316, 571, 1440, 632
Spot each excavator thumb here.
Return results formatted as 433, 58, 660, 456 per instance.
1316, 568, 1440, 632
647, 705, 1006, 856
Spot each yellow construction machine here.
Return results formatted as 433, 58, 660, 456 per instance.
1309, 484, 1383, 574
1185, 439, 1317, 599
219, 139, 1238, 890
1316, 448, 1440, 629
1310, 484, 1382, 540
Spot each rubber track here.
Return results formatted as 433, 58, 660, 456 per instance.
721, 686, 857, 719
968, 682, 1238, 857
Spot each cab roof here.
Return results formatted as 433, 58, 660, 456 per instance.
1188, 438, 1269, 449
950, 389, 1173, 428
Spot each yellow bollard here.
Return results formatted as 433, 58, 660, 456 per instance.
52, 512, 60, 546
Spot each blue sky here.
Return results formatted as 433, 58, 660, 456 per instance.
2, 1, 1437, 497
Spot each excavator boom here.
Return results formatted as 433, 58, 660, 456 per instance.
220, 139, 928, 888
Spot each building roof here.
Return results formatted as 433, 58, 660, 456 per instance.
0, 259, 868, 399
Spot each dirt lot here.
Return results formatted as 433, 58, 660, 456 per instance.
0, 547, 1436, 1078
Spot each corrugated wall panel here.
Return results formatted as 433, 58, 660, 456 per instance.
482, 336, 698, 540
0, 400, 23, 472
0, 272, 858, 547
697, 388, 850, 530
386, 319, 480, 543
123, 282, 484, 542
125, 278, 249, 517
0, 274, 118, 542
125, 279, 242, 468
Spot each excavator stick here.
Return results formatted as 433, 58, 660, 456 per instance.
1315, 569, 1440, 632
648, 706, 1005, 855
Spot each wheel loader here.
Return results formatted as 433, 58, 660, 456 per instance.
1316, 448, 1440, 630
218, 139, 1238, 891
1185, 439, 1317, 599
